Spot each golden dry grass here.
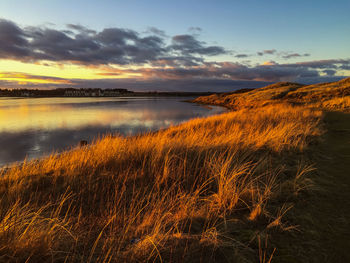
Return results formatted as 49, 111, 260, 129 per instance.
313, 96, 350, 112
193, 77, 350, 112
0, 104, 322, 262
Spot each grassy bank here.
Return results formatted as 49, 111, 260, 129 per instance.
193, 77, 350, 112
0, 103, 322, 262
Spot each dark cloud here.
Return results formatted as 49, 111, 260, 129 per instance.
0, 19, 349, 89
146, 27, 167, 38
281, 53, 310, 59
257, 49, 276, 56
66, 24, 96, 34
170, 34, 226, 56
0, 19, 226, 66
292, 59, 350, 69
128, 59, 350, 82
150, 56, 204, 67
0, 19, 30, 59
123, 61, 320, 82
294, 76, 346, 84
323, 69, 336, 76
235, 54, 249, 58
264, 49, 276, 54
188, 27, 202, 34
256, 50, 311, 60
340, 64, 350, 70
129, 58, 348, 83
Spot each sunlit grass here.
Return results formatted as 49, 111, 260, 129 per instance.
193, 77, 350, 112
0, 103, 322, 262
314, 96, 350, 111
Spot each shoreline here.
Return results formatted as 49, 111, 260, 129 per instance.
0, 91, 220, 99
0, 98, 227, 170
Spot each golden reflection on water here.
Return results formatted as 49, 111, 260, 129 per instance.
0, 97, 225, 166
0, 97, 172, 132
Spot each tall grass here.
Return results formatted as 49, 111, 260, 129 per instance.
314, 96, 350, 111
193, 77, 350, 112
0, 104, 322, 262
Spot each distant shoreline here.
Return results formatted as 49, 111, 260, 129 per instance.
0, 88, 220, 98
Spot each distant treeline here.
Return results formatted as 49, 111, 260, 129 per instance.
0, 88, 219, 97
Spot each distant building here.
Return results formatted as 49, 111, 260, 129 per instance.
0, 88, 132, 97
64, 90, 86, 97
20, 92, 31, 97
104, 90, 121, 96
64, 88, 129, 97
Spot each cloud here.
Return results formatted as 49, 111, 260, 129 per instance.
188, 27, 202, 35
145, 27, 167, 38
122, 61, 319, 82
66, 24, 96, 35
340, 64, 350, 70
125, 57, 348, 84
0, 19, 226, 66
0, 19, 349, 90
323, 69, 336, 76
292, 59, 350, 69
0, 19, 30, 60
281, 53, 310, 59
170, 34, 226, 56
261, 61, 277, 66
257, 49, 276, 56
256, 50, 311, 60
235, 54, 249, 58
294, 76, 346, 84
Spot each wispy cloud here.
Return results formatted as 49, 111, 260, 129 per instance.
281, 53, 310, 59
235, 54, 250, 58
257, 49, 277, 56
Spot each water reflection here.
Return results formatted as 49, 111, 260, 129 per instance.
0, 97, 224, 166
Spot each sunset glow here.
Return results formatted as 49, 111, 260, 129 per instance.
0, 0, 349, 91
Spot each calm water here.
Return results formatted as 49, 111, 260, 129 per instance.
0, 97, 225, 166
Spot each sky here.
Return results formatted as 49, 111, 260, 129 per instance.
0, 0, 349, 91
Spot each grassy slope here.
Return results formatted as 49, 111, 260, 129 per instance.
0, 104, 322, 262
193, 77, 350, 111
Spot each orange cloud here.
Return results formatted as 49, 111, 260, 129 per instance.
0, 72, 73, 84
261, 61, 277, 66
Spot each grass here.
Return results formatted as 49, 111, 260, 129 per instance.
313, 96, 350, 112
0, 103, 323, 262
193, 77, 350, 112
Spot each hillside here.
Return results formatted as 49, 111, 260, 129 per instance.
193, 77, 350, 111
